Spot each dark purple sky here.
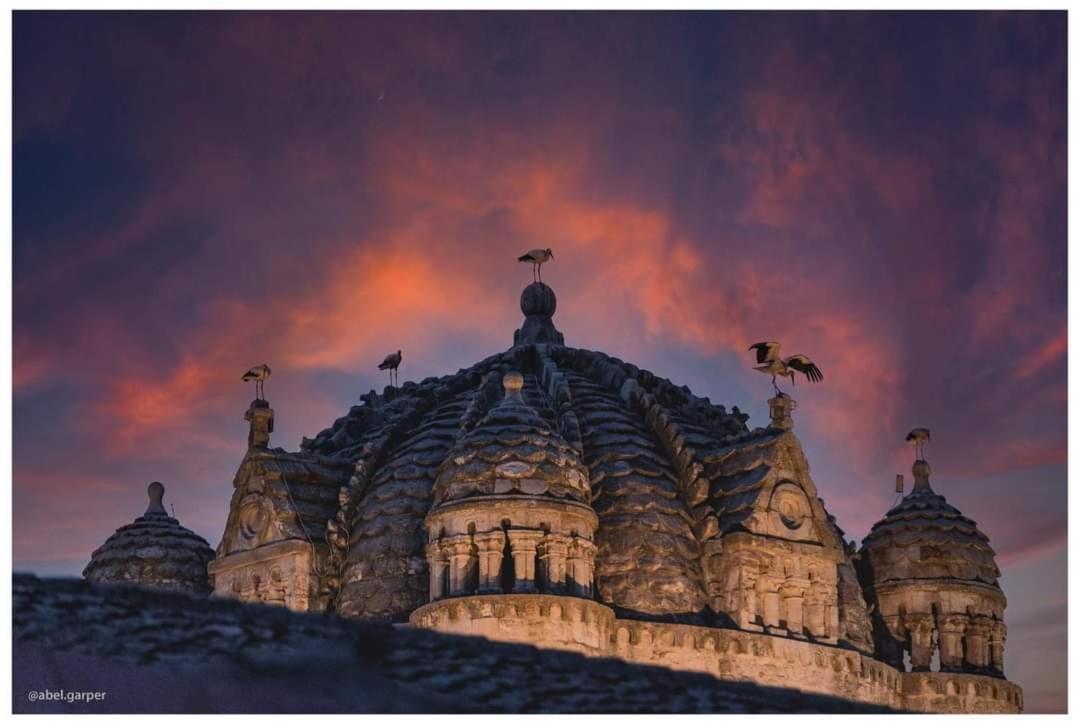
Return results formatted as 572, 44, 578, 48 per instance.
13, 11, 1066, 711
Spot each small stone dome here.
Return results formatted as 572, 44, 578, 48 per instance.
432, 371, 590, 506
521, 282, 557, 317
83, 482, 214, 595
860, 460, 1000, 585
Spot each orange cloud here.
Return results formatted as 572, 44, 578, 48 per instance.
1013, 329, 1067, 380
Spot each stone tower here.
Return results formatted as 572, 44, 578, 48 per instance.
410, 370, 609, 654
858, 434, 1010, 710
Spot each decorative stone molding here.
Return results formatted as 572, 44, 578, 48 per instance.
209, 539, 323, 612
900, 672, 1022, 714
410, 594, 615, 656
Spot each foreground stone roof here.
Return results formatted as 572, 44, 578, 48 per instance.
13, 574, 891, 714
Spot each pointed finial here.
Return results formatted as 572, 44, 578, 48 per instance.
146, 481, 167, 516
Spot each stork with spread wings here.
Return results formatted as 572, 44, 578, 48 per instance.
748, 341, 823, 394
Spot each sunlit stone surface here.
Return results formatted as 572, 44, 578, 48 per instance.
82, 281, 1021, 713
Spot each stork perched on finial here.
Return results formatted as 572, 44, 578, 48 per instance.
518, 248, 554, 283
379, 349, 402, 388
906, 427, 931, 460
748, 341, 823, 394
242, 363, 271, 400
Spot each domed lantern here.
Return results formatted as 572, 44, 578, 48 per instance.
423, 371, 597, 600
83, 482, 215, 595
859, 432, 1007, 677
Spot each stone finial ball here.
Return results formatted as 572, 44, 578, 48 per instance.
503, 371, 525, 392
148, 481, 165, 504
520, 282, 557, 317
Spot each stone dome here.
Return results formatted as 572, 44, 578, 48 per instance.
521, 281, 557, 317
83, 482, 214, 595
317, 283, 781, 622
431, 371, 590, 506
860, 460, 1000, 586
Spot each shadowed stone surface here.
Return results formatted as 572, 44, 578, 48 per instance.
14, 575, 892, 714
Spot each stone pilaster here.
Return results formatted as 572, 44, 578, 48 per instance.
781, 578, 809, 637
736, 563, 763, 631
965, 615, 993, 671
903, 613, 936, 672
567, 536, 597, 597
507, 530, 544, 593
760, 574, 783, 631
989, 620, 1007, 676
474, 531, 507, 594
937, 613, 969, 672
538, 533, 571, 594
426, 541, 449, 600
443, 534, 475, 596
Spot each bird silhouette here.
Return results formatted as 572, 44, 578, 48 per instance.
242, 364, 271, 399
379, 350, 403, 388
906, 427, 931, 459
518, 248, 554, 283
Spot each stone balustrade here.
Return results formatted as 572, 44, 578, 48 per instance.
409, 601, 1020, 713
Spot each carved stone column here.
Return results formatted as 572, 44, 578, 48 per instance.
879, 615, 907, 670
538, 533, 571, 594
803, 582, 828, 638
965, 615, 993, 671
426, 541, 449, 600
825, 600, 840, 641
989, 620, 1007, 675
737, 564, 763, 631
760, 574, 782, 631
473, 531, 506, 594
443, 534, 475, 596
780, 578, 809, 637
936, 613, 969, 672
567, 537, 597, 596
903, 613, 935, 672
507, 530, 544, 593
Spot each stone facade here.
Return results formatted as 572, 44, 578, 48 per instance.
84, 281, 1022, 713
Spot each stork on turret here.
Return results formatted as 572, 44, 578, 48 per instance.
747, 341, 823, 394
518, 248, 554, 283
379, 349, 403, 388
906, 427, 931, 460
241, 363, 271, 400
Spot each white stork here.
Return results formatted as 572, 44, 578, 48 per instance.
242, 363, 271, 400
379, 349, 402, 388
748, 341, 823, 394
518, 248, 554, 283
906, 427, 931, 459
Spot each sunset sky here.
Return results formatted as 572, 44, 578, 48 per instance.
13, 11, 1067, 711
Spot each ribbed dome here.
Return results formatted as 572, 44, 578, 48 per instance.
860, 461, 1000, 586
83, 482, 214, 595
432, 371, 590, 506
